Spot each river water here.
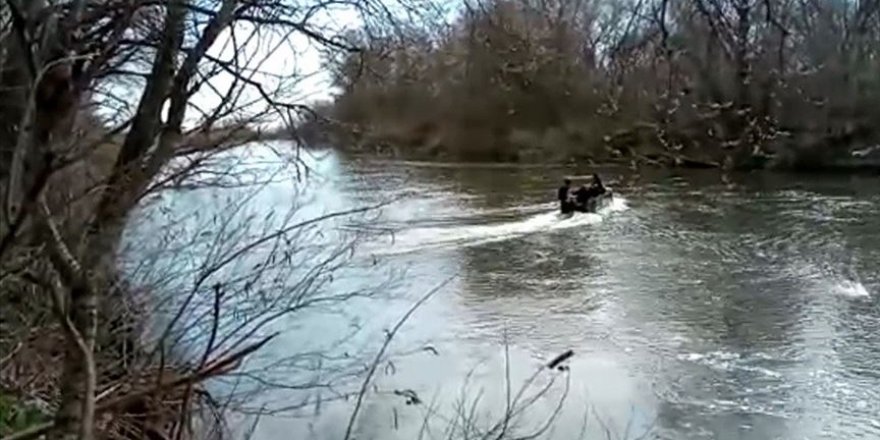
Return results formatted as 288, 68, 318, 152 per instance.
129, 147, 880, 439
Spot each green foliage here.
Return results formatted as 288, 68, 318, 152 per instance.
0, 393, 46, 436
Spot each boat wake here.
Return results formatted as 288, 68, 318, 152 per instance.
782, 258, 873, 300
364, 196, 628, 256
830, 279, 871, 298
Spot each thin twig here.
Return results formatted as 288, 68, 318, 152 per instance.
343, 276, 455, 440
496, 330, 512, 440
0, 335, 277, 440
38, 196, 97, 440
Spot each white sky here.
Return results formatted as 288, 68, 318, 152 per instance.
190, 6, 363, 127
98, 6, 364, 129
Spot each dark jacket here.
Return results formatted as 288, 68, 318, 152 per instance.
558, 185, 570, 202
574, 187, 590, 204
590, 175, 605, 195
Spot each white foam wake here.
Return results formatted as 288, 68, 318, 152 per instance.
365, 196, 628, 256
831, 279, 870, 298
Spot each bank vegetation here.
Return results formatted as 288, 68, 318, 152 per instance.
0, 0, 400, 439
315, 0, 880, 171
0, 1, 590, 439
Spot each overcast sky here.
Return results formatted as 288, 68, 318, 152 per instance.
98, 6, 363, 129
194, 6, 362, 126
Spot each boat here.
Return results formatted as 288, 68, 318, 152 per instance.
559, 190, 613, 218
577, 190, 613, 213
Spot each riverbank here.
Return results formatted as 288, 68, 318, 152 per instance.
322, 124, 880, 174
0, 277, 211, 439
0, 122, 272, 440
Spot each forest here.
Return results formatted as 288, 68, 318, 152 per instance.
322, 0, 880, 170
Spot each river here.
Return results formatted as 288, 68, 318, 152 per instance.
127, 147, 880, 440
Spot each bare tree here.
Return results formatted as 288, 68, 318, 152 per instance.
322, 0, 880, 169
0, 1, 435, 440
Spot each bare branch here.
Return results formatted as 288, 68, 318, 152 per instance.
343, 276, 454, 440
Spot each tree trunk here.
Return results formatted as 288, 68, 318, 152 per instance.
52, 3, 187, 439
77, 0, 187, 267
731, 0, 753, 167
0, 0, 45, 221
734, 0, 751, 109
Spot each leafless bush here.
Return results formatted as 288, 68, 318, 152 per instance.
324, 0, 880, 170
0, 1, 433, 439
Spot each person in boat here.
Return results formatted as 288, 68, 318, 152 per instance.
573, 184, 591, 211
587, 173, 606, 197
558, 178, 573, 213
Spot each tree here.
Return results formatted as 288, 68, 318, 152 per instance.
323, 0, 880, 169
0, 1, 419, 439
